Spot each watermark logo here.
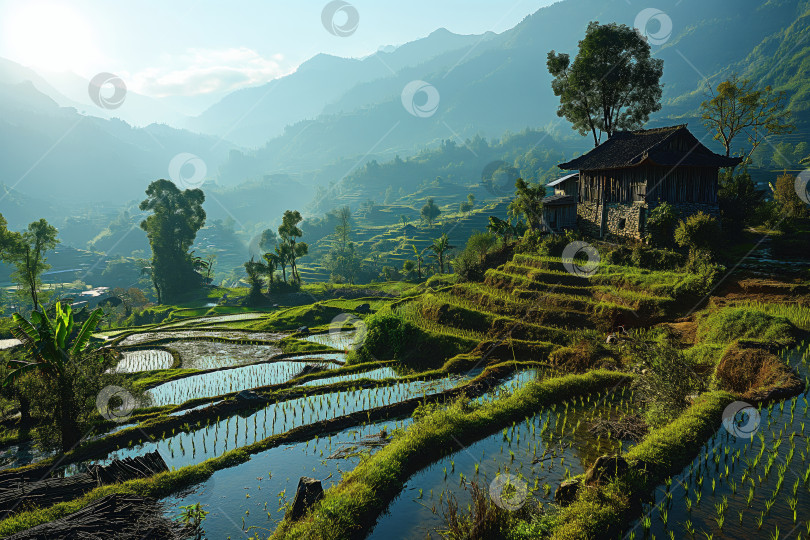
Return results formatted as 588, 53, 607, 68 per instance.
401, 80, 440, 118
329, 313, 368, 351
481, 160, 518, 197
88, 72, 127, 109
321, 1, 359, 37
795, 169, 810, 204
722, 401, 761, 438
561, 241, 601, 277
169, 153, 207, 189
96, 385, 136, 423
634, 8, 673, 46
489, 473, 528, 511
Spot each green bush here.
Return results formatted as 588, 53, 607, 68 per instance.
537, 231, 580, 257
674, 211, 721, 259
352, 311, 420, 363
123, 305, 175, 327
645, 202, 679, 247
603, 245, 684, 271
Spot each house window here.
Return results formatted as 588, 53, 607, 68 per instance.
618, 218, 626, 230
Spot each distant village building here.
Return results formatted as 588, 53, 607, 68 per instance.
554, 125, 741, 239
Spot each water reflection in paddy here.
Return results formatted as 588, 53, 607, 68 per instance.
369, 387, 636, 539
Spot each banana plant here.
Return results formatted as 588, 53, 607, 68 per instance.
4, 302, 108, 451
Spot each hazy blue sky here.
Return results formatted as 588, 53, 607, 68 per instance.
0, 0, 557, 98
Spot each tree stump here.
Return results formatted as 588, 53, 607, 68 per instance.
288, 477, 324, 521
584, 455, 629, 486
554, 478, 581, 506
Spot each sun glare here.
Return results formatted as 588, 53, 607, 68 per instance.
2, 2, 97, 73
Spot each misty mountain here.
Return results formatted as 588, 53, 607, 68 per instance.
186, 28, 496, 148
216, 0, 810, 186
0, 76, 234, 205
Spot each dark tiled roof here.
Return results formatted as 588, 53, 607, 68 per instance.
558, 125, 743, 171
541, 194, 576, 206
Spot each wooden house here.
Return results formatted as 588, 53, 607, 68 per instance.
556, 125, 741, 239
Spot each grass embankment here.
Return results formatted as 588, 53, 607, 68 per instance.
541, 390, 737, 540
272, 369, 631, 540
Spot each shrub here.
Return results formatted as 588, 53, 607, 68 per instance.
627, 334, 705, 426
630, 245, 683, 271
537, 231, 580, 257
453, 232, 501, 282
352, 311, 420, 362
645, 202, 679, 247
124, 305, 175, 326
606, 244, 685, 271
674, 211, 721, 259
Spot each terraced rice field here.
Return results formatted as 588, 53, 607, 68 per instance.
165, 341, 282, 370
5, 252, 802, 540
145, 359, 343, 406
161, 417, 413, 538
369, 384, 638, 538
638, 342, 810, 539
114, 349, 174, 372
117, 329, 286, 346
89, 373, 472, 472
302, 330, 359, 350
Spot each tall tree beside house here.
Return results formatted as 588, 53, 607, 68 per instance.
0, 216, 59, 308
701, 75, 794, 164
547, 21, 664, 146
139, 179, 206, 304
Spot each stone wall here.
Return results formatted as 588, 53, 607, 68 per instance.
577, 200, 720, 240
576, 202, 601, 237
604, 203, 645, 240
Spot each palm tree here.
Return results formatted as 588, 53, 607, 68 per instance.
429, 234, 455, 274
412, 244, 426, 279
4, 303, 108, 452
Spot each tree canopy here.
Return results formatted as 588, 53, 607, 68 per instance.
0, 215, 59, 308
701, 74, 794, 163
139, 179, 206, 303
547, 21, 663, 146
421, 198, 441, 227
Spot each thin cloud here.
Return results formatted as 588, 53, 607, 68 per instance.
128, 47, 290, 97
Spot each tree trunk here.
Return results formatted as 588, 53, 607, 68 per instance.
17, 393, 32, 427
59, 382, 81, 453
